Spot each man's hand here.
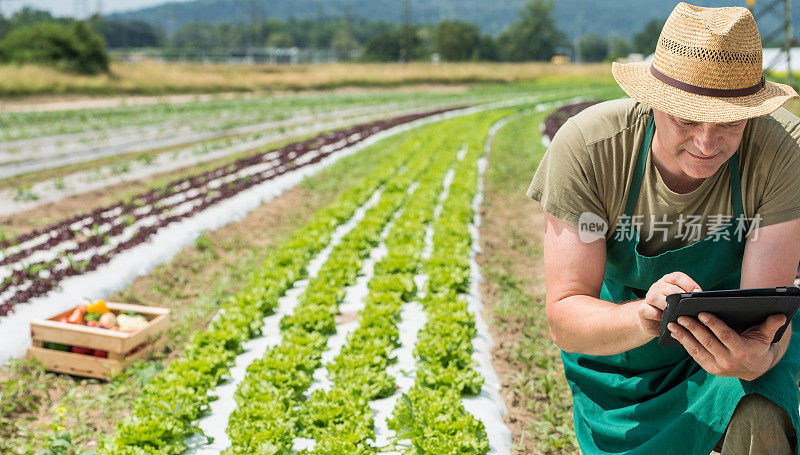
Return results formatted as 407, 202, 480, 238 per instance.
637, 272, 702, 337
667, 312, 787, 381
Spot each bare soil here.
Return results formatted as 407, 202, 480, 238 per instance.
478, 186, 550, 454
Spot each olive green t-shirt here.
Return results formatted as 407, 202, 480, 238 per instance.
526, 98, 800, 256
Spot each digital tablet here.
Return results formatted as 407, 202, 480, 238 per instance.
658, 286, 800, 347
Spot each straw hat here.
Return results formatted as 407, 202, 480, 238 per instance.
612, 2, 798, 123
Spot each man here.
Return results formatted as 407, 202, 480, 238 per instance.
527, 3, 800, 454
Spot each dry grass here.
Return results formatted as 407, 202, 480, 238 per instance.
0, 61, 613, 97
785, 99, 800, 117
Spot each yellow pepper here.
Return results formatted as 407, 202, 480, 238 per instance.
86, 299, 109, 314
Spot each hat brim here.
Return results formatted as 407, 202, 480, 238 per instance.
612, 61, 799, 122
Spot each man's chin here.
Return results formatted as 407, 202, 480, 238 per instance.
682, 164, 721, 180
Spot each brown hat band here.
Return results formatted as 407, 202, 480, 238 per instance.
650, 65, 765, 98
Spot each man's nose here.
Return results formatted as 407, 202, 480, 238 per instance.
693, 125, 720, 156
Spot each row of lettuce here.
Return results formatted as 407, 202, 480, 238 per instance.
222, 114, 446, 453
387, 112, 493, 453
98, 112, 437, 454
99, 109, 510, 454
286, 117, 474, 453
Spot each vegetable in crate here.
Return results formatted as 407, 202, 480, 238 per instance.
67, 305, 86, 324
99, 312, 116, 329
86, 299, 109, 314
70, 346, 93, 355
42, 342, 71, 352
117, 313, 148, 333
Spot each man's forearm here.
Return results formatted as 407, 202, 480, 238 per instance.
547, 294, 655, 356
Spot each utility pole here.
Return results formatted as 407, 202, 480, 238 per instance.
785, 0, 794, 85
167, 1, 178, 60
0, 0, 24, 38
249, 0, 259, 61
343, 1, 353, 28
747, 0, 795, 85
74, 0, 88, 19
401, 0, 411, 62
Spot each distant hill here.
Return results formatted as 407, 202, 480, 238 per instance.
110, 0, 796, 41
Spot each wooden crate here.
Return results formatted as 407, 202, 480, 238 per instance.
27, 302, 170, 380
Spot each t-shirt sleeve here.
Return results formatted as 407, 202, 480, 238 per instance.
754, 122, 800, 228
525, 119, 607, 228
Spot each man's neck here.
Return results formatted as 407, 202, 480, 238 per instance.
651, 134, 705, 194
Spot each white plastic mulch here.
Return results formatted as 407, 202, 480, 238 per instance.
367, 165, 457, 452
460, 114, 523, 455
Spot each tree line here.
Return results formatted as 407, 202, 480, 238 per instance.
162, 0, 662, 62
0, 0, 664, 74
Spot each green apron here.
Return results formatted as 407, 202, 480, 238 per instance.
562, 116, 800, 454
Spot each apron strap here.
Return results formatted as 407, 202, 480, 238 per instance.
624, 116, 655, 217
728, 152, 745, 220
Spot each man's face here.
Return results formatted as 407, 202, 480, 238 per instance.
651, 109, 748, 180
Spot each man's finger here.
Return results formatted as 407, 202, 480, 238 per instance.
677, 315, 730, 360
639, 302, 663, 321
647, 283, 686, 311
664, 272, 702, 293
668, 321, 716, 371
697, 312, 745, 353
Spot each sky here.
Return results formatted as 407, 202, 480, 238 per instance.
0, 0, 185, 18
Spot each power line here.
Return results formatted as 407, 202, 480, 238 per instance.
748, 0, 795, 85
73, 0, 88, 19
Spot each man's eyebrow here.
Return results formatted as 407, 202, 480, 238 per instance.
672, 115, 697, 124
671, 115, 744, 126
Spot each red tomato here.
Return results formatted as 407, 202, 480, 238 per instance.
92, 350, 108, 358
86, 321, 99, 328
70, 346, 93, 355
67, 307, 85, 324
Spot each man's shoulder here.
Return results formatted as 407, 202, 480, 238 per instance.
751, 107, 800, 139
743, 107, 800, 162
566, 98, 650, 147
